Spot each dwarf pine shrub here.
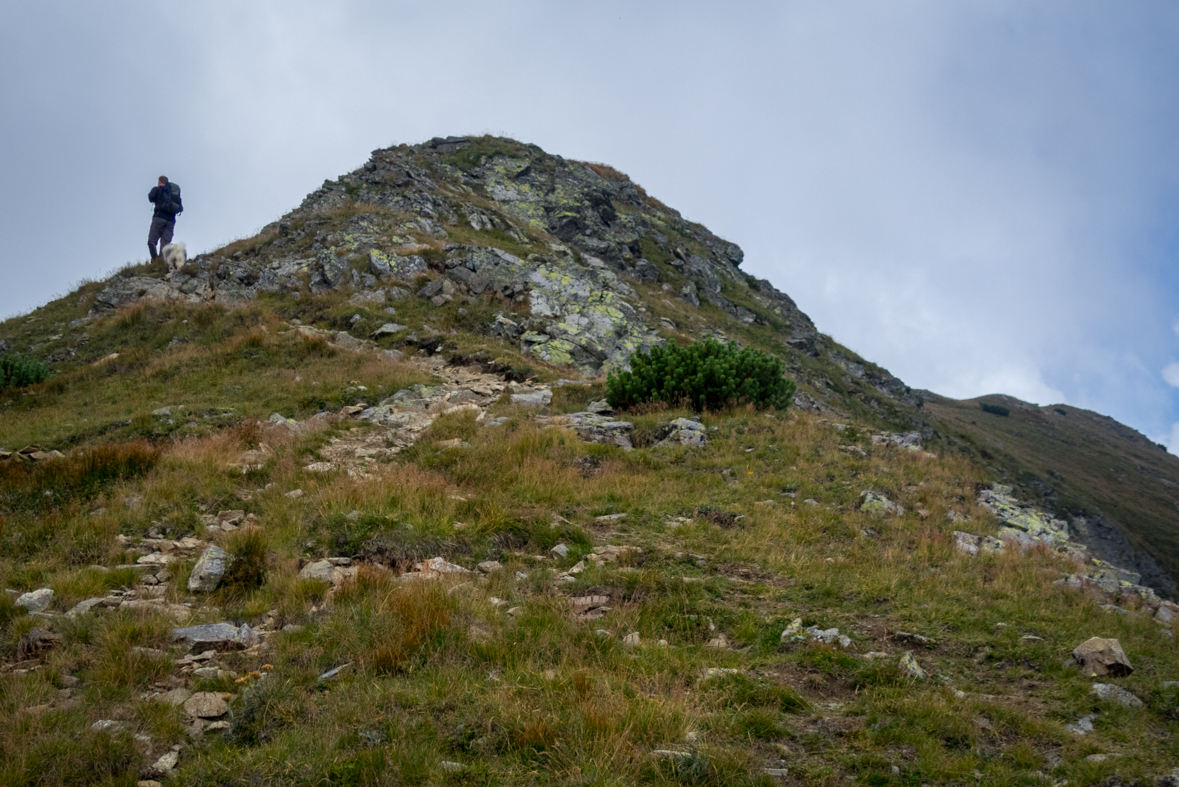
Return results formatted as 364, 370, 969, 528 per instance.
980, 402, 1010, 417
606, 338, 796, 412
0, 353, 51, 391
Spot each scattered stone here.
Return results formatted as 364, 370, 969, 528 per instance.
806, 626, 852, 648
298, 560, 336, 583
371, 322, 408, 338
92, 719, 124, 733
860, 491, 903, 517
318, 663, 352, 682
440, 761, 464, 773
550, 543, 569, 559
1085, 753, 1121, 764
476, 560, 502, 573
172, 622, 258, 649
1072, 637, 1133, 677
594, 513, 627, 522
304, 462, 334, 473
899, 651, 926, 679
146, 750, 180, 777
1091, 683, 1143, 708
285, 489, 304, 499
623, 632, 641, 646
510, 390, 552, 407
780, 618, 804, 643
655, 418, 708, 447
953, 531, 1005, 556
586, 399, 613, 414
414, 556, 470, 576
184, 692, 228, 719
187, 545, 228, 592
15, 588, 53, 613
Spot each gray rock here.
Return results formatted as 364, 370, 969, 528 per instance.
91, 719, 124, 733
1091, 683, 1143, 708
559, 412, 634, 449
299, 560, 336, 583
146, 750, 180, 776
477, 560, 503, 574
187, 545, 228, 592
1065, 714, 1096, 735
1072, 637, 1133, 677
861, 492, 903, 517
550, 543, 570, 559
899, 651, 926, 679
806, 626, 852, 648
184, 692, 228, 719
15, 588, 53, 613
66, 597, 104, 618
172, 622, 258, 649
953, 531, 1005, 556
655, 418, 708, 448
371, 322, 408, 338
587, 399, 613, 415
510, 390, 552, 407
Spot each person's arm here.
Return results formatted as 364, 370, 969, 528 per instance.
148, 186, 159, 203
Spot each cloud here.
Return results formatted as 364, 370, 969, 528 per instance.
1163, 363, 1179, 388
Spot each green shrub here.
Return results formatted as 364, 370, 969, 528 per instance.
979, 402, 1010, 417
0, 353, 51, 391
605, 338, 795, 412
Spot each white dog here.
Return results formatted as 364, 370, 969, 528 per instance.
161, 242, 187, 273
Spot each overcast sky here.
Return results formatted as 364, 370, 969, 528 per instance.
3, 2, 1179, 448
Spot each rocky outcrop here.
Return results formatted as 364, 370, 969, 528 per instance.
83, 136, 931, 409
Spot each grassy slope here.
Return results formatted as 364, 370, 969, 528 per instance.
0, 293, 1176, 786
926, 394, 1179, 587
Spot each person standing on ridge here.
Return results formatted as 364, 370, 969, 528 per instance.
147, 175, 183, 260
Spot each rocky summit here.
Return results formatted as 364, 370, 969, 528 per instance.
3, 135, 1179, 785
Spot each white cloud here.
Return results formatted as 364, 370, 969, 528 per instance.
1163, 363, 1179, 388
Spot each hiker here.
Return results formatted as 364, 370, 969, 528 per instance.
147, 176, 183, 260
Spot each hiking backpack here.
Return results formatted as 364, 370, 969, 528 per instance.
160, 182, 183, 216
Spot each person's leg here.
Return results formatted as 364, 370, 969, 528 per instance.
148, 217, 165, 259
161, 220, 174, 249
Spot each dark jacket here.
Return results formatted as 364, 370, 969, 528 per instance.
149, 184, 182, 222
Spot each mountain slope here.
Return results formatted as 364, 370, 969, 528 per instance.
926, 393, 1179, 598
0, 136, 1178, 786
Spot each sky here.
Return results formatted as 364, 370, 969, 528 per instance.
3, 1, 1179, 447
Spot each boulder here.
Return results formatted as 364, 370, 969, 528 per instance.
187, 545, 228, 592
1072, 637, 1133, 677
15, 588, 54, 613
